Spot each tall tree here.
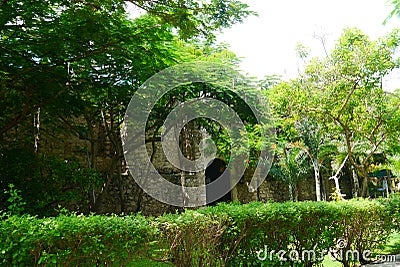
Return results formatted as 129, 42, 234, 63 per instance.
0, 0, 253, 140
288, 28, 400, 197
0, 0, 254, 213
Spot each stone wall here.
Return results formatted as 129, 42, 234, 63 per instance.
30, 116, 341, 216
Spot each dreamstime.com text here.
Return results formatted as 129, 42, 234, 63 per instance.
257, 240, 396, 263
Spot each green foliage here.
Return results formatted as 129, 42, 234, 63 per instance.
0, 0, 254, 138
295, 118, 322, 158
3, 184, 26, 216
0, 200, 396, 266
385, 0, 400, 24
329, 200, 391, 266
145, 56, 270, 169
388, 155, 400, 177
295, 43, 311, 62
128, 0, 255, 40
154, 210, 229, 266
379, 193, 400, 230
329, 188, 345, 202
270, 28, 400, 197
0, 147, 103, 216
0, 0, 258, 218
0, 213, 155, 266
204, 200, 391, 267
270, 144, 309, 201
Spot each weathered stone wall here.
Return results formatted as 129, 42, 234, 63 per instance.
96, 122, 208, 216
31, 116, 340, 216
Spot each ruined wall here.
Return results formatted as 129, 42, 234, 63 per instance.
96, 121, 208, 216
31, 116, 340, 216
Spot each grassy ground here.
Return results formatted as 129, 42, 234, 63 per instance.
379, 231, 400, 255
321, 257, 342, 267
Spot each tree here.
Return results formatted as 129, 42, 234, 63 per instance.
0, 0, 253, 140
0, 0, 254, 213
288, 28, 400, 197
385, 0, 400, 24
270, 143, 309, 201
126, 0, 255, 40
267, 82, 328, 201
294, 118, 325, 201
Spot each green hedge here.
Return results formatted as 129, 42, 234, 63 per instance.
154, 200, 392, 267
0, 198, 396, 266
0, 213, 155, 266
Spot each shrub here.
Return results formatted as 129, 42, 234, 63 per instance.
379, 193, 400, 230
154, 210, 229, 267
197, 200, 391, 267
0, 213, 155, 266
0, 199, 394, 267
3, 184, 26, 216
328, 200, 391, 267
198, 201, 337, 266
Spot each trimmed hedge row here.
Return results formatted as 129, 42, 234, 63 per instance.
0, 213, 155, 266
208, 200, 391, 266
1, 197, 399, 266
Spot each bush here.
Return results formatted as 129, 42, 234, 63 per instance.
0, 213, 155, 266
147, 200, 392, 267
154, 210, 229, 267
167, 200, 391, 267
379, 193, 400, 230
0, 199, 394, 267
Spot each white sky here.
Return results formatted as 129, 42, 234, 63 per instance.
217, 0, 400, 91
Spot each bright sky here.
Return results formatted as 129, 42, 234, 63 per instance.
217, 0, 400, 91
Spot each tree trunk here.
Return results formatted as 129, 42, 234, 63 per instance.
320, 173, 327, 201
329, 154, 348, 200
84, 113, 97, 211
113, 129, 125, 213
351, 166, 360, 198
288, 183, 294, 201
94, 176, 111, 213
34, 107, 40, 154
360, 168, 369, 198
116, 152, 125, 213
333, 177, 342, 199
99, 108, 126, 213
313, 159, 322, 201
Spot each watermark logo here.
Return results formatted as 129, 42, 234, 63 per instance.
122, 61, 275, 207
335, 238, 347, 249
257, 239, 396, 263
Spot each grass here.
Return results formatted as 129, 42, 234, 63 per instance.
321, 257, 342, 267
380, 231, 400, 255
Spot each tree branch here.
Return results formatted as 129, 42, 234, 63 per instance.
338, 80, 359, 121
